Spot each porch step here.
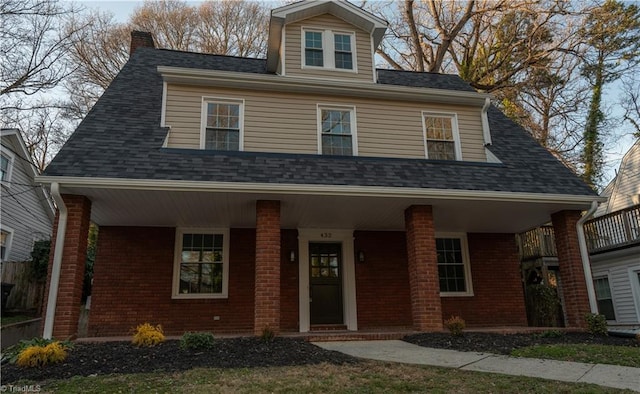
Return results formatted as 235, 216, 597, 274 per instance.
310, 324, 348, 331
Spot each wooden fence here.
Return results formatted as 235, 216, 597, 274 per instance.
1, 261, 44, 311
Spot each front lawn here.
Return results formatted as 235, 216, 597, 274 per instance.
30, 362, 632, 394
511, 344, 640, 367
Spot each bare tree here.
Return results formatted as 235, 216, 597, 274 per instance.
620, 75, 640, 138
0, 0, 83, 99
130, 0, 199, 52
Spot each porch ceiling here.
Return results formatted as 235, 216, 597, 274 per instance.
59, 186, 591, 233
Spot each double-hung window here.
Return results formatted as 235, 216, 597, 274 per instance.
173, 229, 229, 298
319, 106, 356, 156
436, 235, 473, 296
1, 152, 13, 184
303, 28, 355, 71
593, 276, 615, 320
0, 229, 11, 261
202, 99, 243, 151
423, 113, 462, 161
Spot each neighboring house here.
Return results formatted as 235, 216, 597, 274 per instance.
1, 128, 54, 263
587, 139, 640, 326
37, 0, 601, 339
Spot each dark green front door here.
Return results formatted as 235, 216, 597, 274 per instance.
309, 243, 343, 324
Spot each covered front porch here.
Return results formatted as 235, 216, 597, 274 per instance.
40, 181, 598, 339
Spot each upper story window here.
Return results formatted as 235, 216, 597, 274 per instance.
303, 28, 355, 71
422, 113, 462, 161
173, 228, 230, 299
201, 99, 243, 151
436, 234, 473, 296
1, 151, 14, 185
1, 228, 12, 261
318, 105, 357, 156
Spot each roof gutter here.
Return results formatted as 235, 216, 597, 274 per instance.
35, 176, 605, 206
43, 182, 67, 339
576, 200, 599, 314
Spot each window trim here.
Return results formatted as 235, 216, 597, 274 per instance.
1, 149, 15, 187
1, 227, 14, 262
199, 97, 244, 151
316, 104, 358, 156
301, 27, 357, 73
435, 232, 474, 297
421, 111, 463, 161
172, 228, 230, 299
593, 274, 617, 321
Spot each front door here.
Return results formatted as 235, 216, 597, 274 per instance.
309, 242, 343, 324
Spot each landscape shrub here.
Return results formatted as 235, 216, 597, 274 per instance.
16, 341, 67, 368
444, 316, 465, 336
179, 332, 215, 350
261, 326, 275, 342
584, 313, 608, 336
2, 338, 72, 365
535, 329, 564, 338
132, 323, 165, 347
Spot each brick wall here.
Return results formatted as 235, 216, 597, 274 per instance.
88, 227, 256, 336
552, 210, 590, 328
354, 231, 412, 329
254, 200, 281, 334
404, 205, 443, 331
41, 195, 91, 339
441, 233, 527, 327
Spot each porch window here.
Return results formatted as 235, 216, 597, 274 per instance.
319, 106, 356, 156
436, 235, 473, 296
423, 113, 462, 161
173, 228, 229, 299
201, 99, 242, 151
593, 277, 615, 320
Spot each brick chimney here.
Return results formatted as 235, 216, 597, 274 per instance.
129, 31, 155, 56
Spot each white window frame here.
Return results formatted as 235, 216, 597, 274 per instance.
317, 104, 358, 156
593, 274, 617, 321
302, 27, 357, 73
1, 227, 14, 262
200, 97, 244, 151
629, 265, 640, 323
435, 232, 474, 297
172, 228, 230, 299
422, 111, 463, 161
0, 149, 15, 187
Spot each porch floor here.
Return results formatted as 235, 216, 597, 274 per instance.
74, 326, 582, 343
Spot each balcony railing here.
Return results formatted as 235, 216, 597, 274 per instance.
583, 205, 640, 254
517, 205, 640, 260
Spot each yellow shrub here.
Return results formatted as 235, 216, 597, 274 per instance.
444, 315, 466, 336
16, 342, 67, 368
132, 323, 165, 347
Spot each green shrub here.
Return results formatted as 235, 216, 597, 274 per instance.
261, 326, 275, 342
444, 316, 465, 336
535, 330, 564, 338
180, 332, 215, 350
525, 284, 561, 327
2, 337, 72, 365
132, 323, 165, 347
584, 313, 608, 336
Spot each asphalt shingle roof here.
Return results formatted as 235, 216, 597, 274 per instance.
43, 48, 595, 197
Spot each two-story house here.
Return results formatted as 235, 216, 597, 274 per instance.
37, 0, 601, 339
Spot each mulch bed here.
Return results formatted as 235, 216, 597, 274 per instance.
0, 337, 358, 384
404, 331, 639, 355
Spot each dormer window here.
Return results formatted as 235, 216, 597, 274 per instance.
303, 28, 355, 71
200, 98, 244, 151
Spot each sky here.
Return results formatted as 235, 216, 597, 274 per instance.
73, 0, 638, 187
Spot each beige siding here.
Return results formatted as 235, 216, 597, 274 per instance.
284, 14, 374, 82
165, 84, 487, 162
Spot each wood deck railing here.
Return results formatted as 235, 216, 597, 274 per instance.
517, 205, 640, 259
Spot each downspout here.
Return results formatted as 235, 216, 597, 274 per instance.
576, 200, 599, 313
481, 97, 492, 146
43, 182, 67, 339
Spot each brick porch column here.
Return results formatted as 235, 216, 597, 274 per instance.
41, 195, 92, 339
404, 205, 443, 331
254, 200, 281, 335
551, 210, 591, 328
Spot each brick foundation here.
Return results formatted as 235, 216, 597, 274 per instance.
404, 205, 443, 331
41, 195, 91, 339
552, 210, 591, 328
254, 200, 281, 335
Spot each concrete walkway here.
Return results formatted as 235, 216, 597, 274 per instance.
314, 340, 640, 392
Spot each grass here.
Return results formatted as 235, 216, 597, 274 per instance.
512, 344, 640, 367
24, 362, 632, 393
0, 315, 36, 326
